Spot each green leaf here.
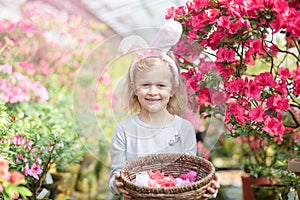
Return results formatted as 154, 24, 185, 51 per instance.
5, 184, 18, 198
17, 186, 33, 197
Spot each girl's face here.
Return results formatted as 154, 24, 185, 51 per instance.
134, 63, 174, 115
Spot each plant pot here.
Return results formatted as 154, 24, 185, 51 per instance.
251, 184, 290, 200
51, 164, 80, 199
288, 158, 300, 198
241, 173, 270, 200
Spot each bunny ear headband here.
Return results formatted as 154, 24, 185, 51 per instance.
118, 20, 183, 85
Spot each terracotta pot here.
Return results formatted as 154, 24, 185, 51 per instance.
251, 184, 290, 200
288, 158, 300, 198
241, 173, 270, 200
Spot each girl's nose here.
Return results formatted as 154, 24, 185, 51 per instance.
148, 85, 158, 95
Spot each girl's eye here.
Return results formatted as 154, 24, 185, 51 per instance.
141, 84, 149, 87
159, 84, 166, 87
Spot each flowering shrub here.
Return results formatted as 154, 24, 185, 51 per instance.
166, 0, 300, 181
0, 157, 32, 200
0, 102, 85, 198
0, 1, 111, 198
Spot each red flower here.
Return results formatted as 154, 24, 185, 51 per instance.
248, 105, 265, 122
216, 48, 236, 63
266, 94, 290, 111
9, 171, 25, 184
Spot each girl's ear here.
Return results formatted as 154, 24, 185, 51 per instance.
170, 90, 174, 97
170, 85, 178, 97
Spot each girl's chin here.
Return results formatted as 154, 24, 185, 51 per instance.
147, 106, 166, 113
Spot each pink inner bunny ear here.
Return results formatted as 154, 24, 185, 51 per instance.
118, 35, 149, 56
150, 20, 183, 51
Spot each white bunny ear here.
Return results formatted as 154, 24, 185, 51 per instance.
118, 35, 149, 55
150, 20, 182, 50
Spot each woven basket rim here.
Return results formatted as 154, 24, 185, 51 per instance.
120, 153, 215, 193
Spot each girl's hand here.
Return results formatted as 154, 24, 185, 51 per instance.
203, 173, 220, 198
114, 174, 132, 199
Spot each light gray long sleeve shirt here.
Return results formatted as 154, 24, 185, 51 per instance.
109, 115, 197, 195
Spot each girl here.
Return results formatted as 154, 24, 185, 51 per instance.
109, 50, 219, 199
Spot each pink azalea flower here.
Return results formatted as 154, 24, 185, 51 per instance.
278, 67, 291, 81
0, 158, 10, 181
204, 8, 219, 23
266, 94, 290, 110
216, 48, 236, 63
254, 72, 277, 87
9, 171, 25, 184
165, 6, 175, 20
11, 134, 27, 147
24, 163, 30, 176
29, 164, 43, 180
249, 39, 265, 56
226, 103, 247, 124
248, 105, 265, 122
216, 16, 230, 29
262, 115, 284, 140
246, 80, 261, 100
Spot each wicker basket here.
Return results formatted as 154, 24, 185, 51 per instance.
120, 153, 215, 200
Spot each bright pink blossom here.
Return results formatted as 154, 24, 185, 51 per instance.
266, 94, 290, 110
226, 103, 247, 124
262, 115, 284, 140
11, 134, 27, 147
165, 6, 175, 19
30, 164, 42, 180
216, 48, 236, 63
254, 72, 276, 87
225, 78, 247, 95
186, 0, 209, 11
249, 105, 265, 122
204, 8, 219, 23
292, 67, 300, 81
249, 39, 265, 56
204, 31, 226, 50
197, 88, 212, 105
24, 163, 42, 180
278, 67, 291, 81
246, 79, 261, 100
216, 16, 230, 29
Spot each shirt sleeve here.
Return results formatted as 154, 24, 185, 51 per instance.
109, 125, 127, 195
